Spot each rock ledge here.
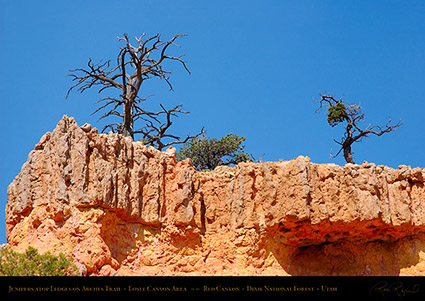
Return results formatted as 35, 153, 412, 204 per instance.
6, 115, 425, 275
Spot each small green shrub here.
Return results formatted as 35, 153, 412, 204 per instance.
177, 133, 254, 171
0, 246, 78, 276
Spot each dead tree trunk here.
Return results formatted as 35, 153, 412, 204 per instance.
122, 100, 134, 138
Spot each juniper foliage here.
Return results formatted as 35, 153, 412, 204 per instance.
0, 246, 78, 276
177, 133, 254, 171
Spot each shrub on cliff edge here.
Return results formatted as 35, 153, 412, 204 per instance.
177, 133, 254, 171
0, 246, 78, 276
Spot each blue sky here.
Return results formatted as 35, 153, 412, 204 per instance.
1, 0, 424, 243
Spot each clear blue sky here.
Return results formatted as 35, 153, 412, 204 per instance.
1, 0, 424, 243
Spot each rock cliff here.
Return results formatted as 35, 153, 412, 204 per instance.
6, 115, 425, 275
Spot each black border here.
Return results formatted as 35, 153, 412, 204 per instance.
1, 276, 425, 298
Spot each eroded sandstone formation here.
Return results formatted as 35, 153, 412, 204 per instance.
5, 115, 425, 275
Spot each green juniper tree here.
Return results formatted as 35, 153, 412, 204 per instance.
316, 94, 403, 164
177, 133, 254, 171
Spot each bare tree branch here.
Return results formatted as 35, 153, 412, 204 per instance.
134, 104, 205, 151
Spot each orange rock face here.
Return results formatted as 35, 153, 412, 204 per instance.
6, 115, 425, 275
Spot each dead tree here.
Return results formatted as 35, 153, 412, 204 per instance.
316, 94, 404, 164
66, 33, 202, 146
